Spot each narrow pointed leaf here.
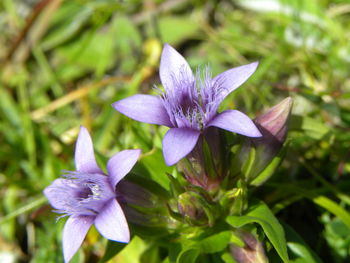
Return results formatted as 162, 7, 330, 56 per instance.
198, 231, 232, 254
226, 201, 289, 263
176, 248, 200, 263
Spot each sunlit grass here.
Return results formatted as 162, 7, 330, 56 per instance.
0, 0, 349, 262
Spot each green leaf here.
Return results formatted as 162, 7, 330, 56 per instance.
311, 195, 350, 229
100, 236, 146, 263
0, 88, 22, 129
140, 245, 161, 263
159, 16, 199, 45
221, 252, 237, 263
99, 241, 126, 263
139, 149, 172, 191
109, 16, 142, 73
290, 115, 329, 140
41, 6, 93, 50
176, 248, 200, 263
174, 229, 237, 261
226, 201, 289, 262
230, 232, 245, 248
283, 222, 323, 263
199, 231, 232, 254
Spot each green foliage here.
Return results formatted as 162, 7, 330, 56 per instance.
227, 201, 289, 262
0, 0, 350, 262
283, 222, 322, 263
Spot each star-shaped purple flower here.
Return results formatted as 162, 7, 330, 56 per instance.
113, 44, 261, 166
44, 126, 141, 263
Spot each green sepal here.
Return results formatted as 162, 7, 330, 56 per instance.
167, 173, 185, 197
241, 147, 256, 181
202, 138, 217, 178
250, 143, 288, 186
229, 144, 243, 179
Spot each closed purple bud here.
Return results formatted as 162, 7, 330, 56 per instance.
230, 232, 268, 263
116, 180, 154, 208
178, 138, 221, 192
254, 97, 293, 146
177, 191, 213, 226
239, 97, 293, 181
178, 192, 205, 223
115, 179, 171, 227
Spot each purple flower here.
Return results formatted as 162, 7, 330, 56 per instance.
113, 44, 261, 166
44, 126, 141, 263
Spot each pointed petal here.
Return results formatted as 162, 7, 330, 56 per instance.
162, 128, 200, 166
63, 216, 94, 263
107, 149, 141, 188
160, 43, 194, 89
94, 199, 130, 243
75, 126, 102, 174
208, 110, 262, 137
44, 179, 70, 210
213, 62, 259, 101
113, 94, 172, 127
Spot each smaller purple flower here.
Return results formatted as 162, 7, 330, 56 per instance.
113, 44, 261, 166
44, 126, 141, 263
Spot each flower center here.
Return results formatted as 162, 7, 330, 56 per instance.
161, 66, 223, 131
77, 181, 101, 200
53, 172, 115, 218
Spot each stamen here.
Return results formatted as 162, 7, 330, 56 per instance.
51, 171, 115, 218
160, 65, 223, 131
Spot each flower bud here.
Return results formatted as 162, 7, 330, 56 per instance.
116, 180, 154, 208
254, 97, 293, 145
116, 178, 170, 228
177, 191, 214, 226
178, 137, 221, 192
230, 232, 268, 263
239, 97, 293, 182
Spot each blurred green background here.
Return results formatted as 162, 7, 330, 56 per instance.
0, 0, 349, 262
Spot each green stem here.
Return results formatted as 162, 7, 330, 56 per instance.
0, 196, 47, 224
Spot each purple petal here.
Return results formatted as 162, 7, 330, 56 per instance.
44, 179, 71, 210
94, 199, 130, 243
160, 43, 194, 89
208, 110, 262, 137
112, 94, 172, 127
213, 62, 258, 101
63, 215, 94, 263
162, 128, 201, 166
107, 149, 141, 188
75, 126, 102, 174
